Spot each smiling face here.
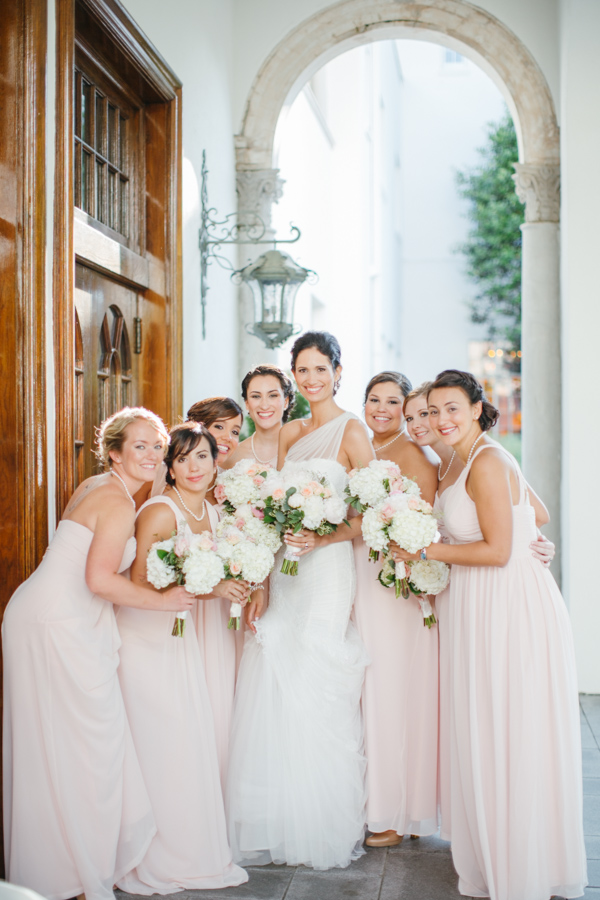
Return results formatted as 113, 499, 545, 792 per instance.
171, 435, 216, 493
428, 387, 483, 446
364, 381, 405, 437
404, 395, 435, 446
293, 347, 341, 404
246, 374, 288, 431
206, 415, 243, 463
109, 419, 166, 482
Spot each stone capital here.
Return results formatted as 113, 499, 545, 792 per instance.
236, 168, 284, 230
512, 164, 560, 223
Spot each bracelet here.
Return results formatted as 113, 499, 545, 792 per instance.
252, 585, 265, 591
420, 547, 427, 560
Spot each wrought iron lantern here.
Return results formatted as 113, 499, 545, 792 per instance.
237, 249, 313, 349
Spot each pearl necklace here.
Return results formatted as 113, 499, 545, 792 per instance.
438, 451, 456, 482
467, 433, 485, 465
251, 433, 277, 466
111, 470, 136, 510
173, 486, 206, 523
374, 430, 403, 454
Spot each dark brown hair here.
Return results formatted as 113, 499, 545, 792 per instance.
241, 365, 295, 423
364, 371, 412, 406
186, 396, 243, 428
428, 369, 499, 432
164, 422, 217, 486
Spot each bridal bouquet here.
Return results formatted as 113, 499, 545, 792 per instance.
146, 530, 225, 636
215, 519, 276, 629
261, 467, 348, 575
378, 556, 448, 627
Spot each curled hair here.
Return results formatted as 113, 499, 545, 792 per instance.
403, 381, 433, 415
186, 396, 243, 428
290, 331, 342, 372
364, 371, 412, 406
241, 365, 295, 424
164, 422, 217, 486
428, 369, 500, 432
95, 406, 169, 469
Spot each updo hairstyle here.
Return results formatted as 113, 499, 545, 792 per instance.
364, 371, 413, 406
241, 364, 295, 423
290, 331, 342, 394
95, 406, 169, 470
428, 369, 500, 432
403, 381, 433, 415
164, 422, 218, 486
186, 396, 244, 427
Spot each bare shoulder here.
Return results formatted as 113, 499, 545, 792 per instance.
398, 439, 435, 469
136, 498, 177, 532
470, 444, 512, 479
280, 418, 306, 445
343, 417, 369, 440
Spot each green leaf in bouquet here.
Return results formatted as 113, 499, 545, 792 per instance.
263, 513, 275, 524
156, 549, 169, 560
275, 510, 286, 523
286, 486, 297, 497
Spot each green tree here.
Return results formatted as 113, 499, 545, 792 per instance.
456, 113, 524, 361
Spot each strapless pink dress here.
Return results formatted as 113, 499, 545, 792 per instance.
2, 520, 155, 900
438, 445, 587, 900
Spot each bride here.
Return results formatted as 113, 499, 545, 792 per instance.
226, 331, 374, 870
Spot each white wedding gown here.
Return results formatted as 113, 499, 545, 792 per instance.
226, 412, 369, 870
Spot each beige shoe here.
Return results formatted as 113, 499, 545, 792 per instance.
365, 830, 403, 848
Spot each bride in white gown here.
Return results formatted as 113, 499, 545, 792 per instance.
227, 332, 375, 870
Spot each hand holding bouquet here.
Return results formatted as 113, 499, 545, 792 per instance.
215, 519, 275, 628
146, 529, 225, 636
261, 467, 348, 575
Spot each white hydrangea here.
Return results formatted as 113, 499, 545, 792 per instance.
146, 539, 177, 589
400, 476, 421, 498
408, 559, 450, 595
302, 495, 326, 530
183, 545, 224, 595
361, 506, 389, 552
235, 540, 274, 584
347, 466, 390, 507
388, 509, 438, 555
323, 494, 346, 524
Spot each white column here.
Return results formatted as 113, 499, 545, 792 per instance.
513, 163, 561, 584
236, 169, 284, 384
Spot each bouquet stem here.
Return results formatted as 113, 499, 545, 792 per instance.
228, 601, 242, 631
171, 610, 188, 638
417, 596, 437, 629
369, 548, 380, 563
281, 544, 301, 576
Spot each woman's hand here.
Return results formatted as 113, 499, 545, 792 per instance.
159, 585, 195, 612
212, 579, 252, 604
530, 534, 555, 568
390, 541, 421, 563
245, 589, 267, 633
284, 529, 322, 556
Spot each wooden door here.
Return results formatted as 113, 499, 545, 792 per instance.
55, 0, 182, 509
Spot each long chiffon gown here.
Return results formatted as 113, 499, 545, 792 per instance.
439, 444, 587, 900
2, 520, 156, 900
116, 496, 247, 893
353, 535, 439, 837
227, 412, 369, 870
433, 492, 452, 842
194, 500, 237, 786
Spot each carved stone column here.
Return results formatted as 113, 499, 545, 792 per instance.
236, 169, 285, 383
513, 163, 561, 583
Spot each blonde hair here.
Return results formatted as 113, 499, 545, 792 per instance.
95, 407, 169, 469
403, 381, 434, 415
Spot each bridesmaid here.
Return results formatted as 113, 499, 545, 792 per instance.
116, 422, 248, 893
185, 395, 244, 778
354, 372, 439, 848
225, 364, 295, 470
2, 408, 192, 900
395, 370, 587, 900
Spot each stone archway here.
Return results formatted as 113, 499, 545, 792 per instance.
235, 0, 562, 578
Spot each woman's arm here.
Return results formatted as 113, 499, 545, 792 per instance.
397, 442, 438, 506
277, 420, 303, 470
339, 419, 375, 471
85, 499, 192, 611
395, 448, 515, 568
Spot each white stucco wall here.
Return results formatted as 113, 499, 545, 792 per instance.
559, 0, 600, 692
117, 0, 241, 410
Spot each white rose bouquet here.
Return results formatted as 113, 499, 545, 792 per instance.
377, 556, 449, 628
214, 459, 273, 513
261, 467, 349, 575
215, 519, 276, 629
146, 529, 224, 636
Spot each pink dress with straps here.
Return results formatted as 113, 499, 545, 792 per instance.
438, 444, 586, 900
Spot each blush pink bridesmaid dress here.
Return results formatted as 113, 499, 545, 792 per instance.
2, 520, 155, 900
438, 444, 587, 900
115, 495, 247, 893
433, 491, 452, 842
353, 535, 439, 838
